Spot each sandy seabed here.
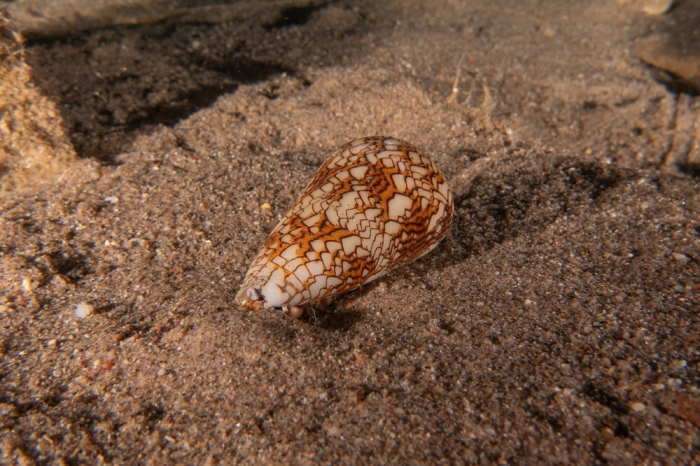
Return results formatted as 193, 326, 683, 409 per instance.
1, 0, 700, 464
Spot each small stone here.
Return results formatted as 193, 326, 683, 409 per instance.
75, 375, 90, 386
157, 368, 166, 377
631, 402, 646, 412
21, 277, 38, 291
104, 196, 119, 204
260, 202, 272, 212
635, 34, 700, 92
124, 238, 140, 248
74, 303, 94, 319
51, 275, 70, 288
672, 253, 690, 263
667, 378, 683, 388
641, 0, 674, 15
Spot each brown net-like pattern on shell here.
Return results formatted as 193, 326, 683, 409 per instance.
236, 136, 453, 310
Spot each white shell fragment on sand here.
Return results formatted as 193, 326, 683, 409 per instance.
74, 302, 94, 319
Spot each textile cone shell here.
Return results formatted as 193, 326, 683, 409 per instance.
236, 136, 453, 311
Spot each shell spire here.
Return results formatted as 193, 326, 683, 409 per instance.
235, 136, 453, 316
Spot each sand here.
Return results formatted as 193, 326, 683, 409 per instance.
1, 0, 699, 463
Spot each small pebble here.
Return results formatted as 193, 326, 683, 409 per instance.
631, 402, 646, 412
22, 277, 38, 291
672, 253, 689, 264
667, 378, 683, 388
157, 368, 166, 377
104, 196, 119, 204
75, 375, 90, 386
74, 302, 94, 319
124, 238, 140, 248
640, 0, 673, 15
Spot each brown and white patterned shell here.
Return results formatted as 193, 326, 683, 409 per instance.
235, 136, 453, 313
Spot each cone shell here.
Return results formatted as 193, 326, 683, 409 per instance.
236, 136, 453, 311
